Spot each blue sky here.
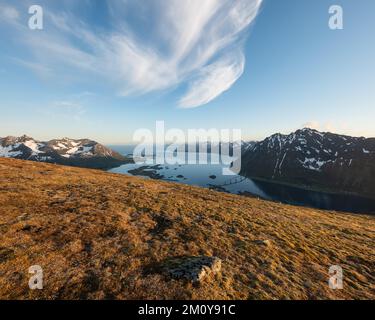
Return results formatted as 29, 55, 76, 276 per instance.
0, 0, 374, 144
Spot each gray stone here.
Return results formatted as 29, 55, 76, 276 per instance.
161, 256, 222, 283
254, 239, 272, 247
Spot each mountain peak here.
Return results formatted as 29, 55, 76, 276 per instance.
241, 129, 375, 198
20, 134, 33, 138
0, 135, 129, 169
18, 134, 35, 142
299, 127, 318, 133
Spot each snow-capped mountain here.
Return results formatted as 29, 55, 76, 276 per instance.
240, 128, 375, 198
0, 135, 129, 169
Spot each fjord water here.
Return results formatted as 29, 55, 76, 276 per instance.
108, 147, 375, 214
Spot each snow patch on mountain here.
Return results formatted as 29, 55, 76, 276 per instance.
24, 140, 44, 156
0, 135, 127, 169
0, 143, 23, 158
299, 157, 327, 172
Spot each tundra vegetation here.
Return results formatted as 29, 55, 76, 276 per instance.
0, 158, 373, 300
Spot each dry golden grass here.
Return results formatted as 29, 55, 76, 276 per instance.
0, 158, 374, 300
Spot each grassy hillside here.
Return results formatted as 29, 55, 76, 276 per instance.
0, 158, 374, 300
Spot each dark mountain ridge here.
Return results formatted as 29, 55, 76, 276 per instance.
240, 128, 375, 199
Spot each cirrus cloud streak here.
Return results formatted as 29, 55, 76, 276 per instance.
1, 0, 262, 108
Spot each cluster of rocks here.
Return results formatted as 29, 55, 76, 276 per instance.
160, 256, 222, 283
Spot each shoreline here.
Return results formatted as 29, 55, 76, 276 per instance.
111, 163, 375, 215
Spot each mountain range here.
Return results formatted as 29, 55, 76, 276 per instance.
2, 129, 375, 199
0, 135, 129, 169
240, 128, 375, 199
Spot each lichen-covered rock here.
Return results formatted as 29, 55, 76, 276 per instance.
254, 239, 272, 247
160, 256, 222, 283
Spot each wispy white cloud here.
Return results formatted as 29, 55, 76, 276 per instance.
12, 58, 53, 79
1, 4, 20, 21
302, 121, 349, 134
3, 0, 262, 108
36, 100, 86, 122
179, 52, 245, 108
303, 121, 323, 131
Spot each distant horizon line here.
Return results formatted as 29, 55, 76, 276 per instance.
1, 127, 375, 146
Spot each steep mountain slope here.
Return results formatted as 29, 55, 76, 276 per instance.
0, 158, 374, 300
0, 135, 129, 169
240, 128, 375, 198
